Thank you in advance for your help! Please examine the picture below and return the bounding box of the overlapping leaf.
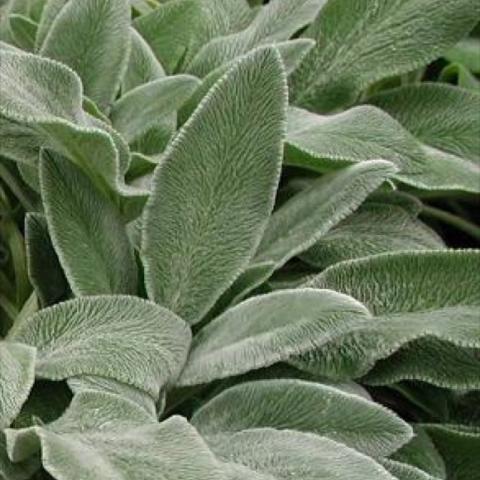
[40,0,131,111]
[294,251,480,387]
[291,0,480,112]
[207,428,396,480]
[8,295,191,398]
[192,379,412,457]
[5,392,225,480]
[186,0,326,77]
[366,83,480,192]
[300,202,444,269]
[179,288,370,386]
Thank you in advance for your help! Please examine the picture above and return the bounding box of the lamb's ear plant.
[0,0,479,479]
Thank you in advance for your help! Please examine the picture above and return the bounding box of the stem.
[422,205,480,242]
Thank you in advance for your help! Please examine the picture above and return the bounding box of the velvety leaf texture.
[142,47,287,325]
[8,296,191,397]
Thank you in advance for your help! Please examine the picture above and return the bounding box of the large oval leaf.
[8,296,191,398]
[178,288,370,386]
[192,379,412,457]
[207,428,396,480]
[40,0,130,111]
[142,47,287,325]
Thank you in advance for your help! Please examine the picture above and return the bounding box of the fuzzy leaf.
[40,0,131,111]
[40,154,137,296]
[34,0,68,51]
[0,342,36,429]
[142,47,287,324]
[301,203,445,269]
[382,459,441,480]
[254,160,397,268]
[8,14,37,51]
[295,251,480,386]
[0,50,141,200]
[134,0,202,74]
[5,392,224,480]
[0,432,38,480]
[178,288,371,386]
[445,38,480,73]
[111,75,200,144]
[291,0,480,112]
[186,0,326,77]
[192,379,412,457]
[207,428,396,480]
[8,296,191,398]
[366,83,480,192]
[122,27,166,93]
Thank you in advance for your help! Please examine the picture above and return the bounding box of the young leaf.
[25,212,68,306]
[254,160,397,268]
[207,428,396,480]
[134,0,203,74]
[34,0,68,51]
[5,392,225,480]
[142,47,287,325]
[445,38,480,73]
[291,0,480,112]
[111,75,200,145]
[8,296,191,397]
[122,27,166,93]
[40,154,138,296]
[186,0,326,77]
[300,203,445,269]
[40,0,131,111]
[1,432,38,480]
[8,14,37,51]
[178,288,371,386]
[192,379,412,457]
[0,342,36,429]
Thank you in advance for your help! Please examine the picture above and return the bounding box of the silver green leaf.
[40,0,131,111]
[291,0,480,112]
[5,391,225,480]
[178,288,371,386]
[134,0,202,74]
[40,154,138,296]
[207,428,396,480]
[254,160,397,268]
[8,295,191,398]
[34,0,68,51]
[122,27,166,93]
[142,47,287,325]
[382,459,442,480]
[192,379,412,457]
[366,83,480,192]
[111,74,200,145]
[186,0,326,77]
[0,342,36,430]
[300,202,445,269]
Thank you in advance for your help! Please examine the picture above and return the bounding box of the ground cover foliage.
[0,0,479,479]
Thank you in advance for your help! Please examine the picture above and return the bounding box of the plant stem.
[422,205,480,242]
